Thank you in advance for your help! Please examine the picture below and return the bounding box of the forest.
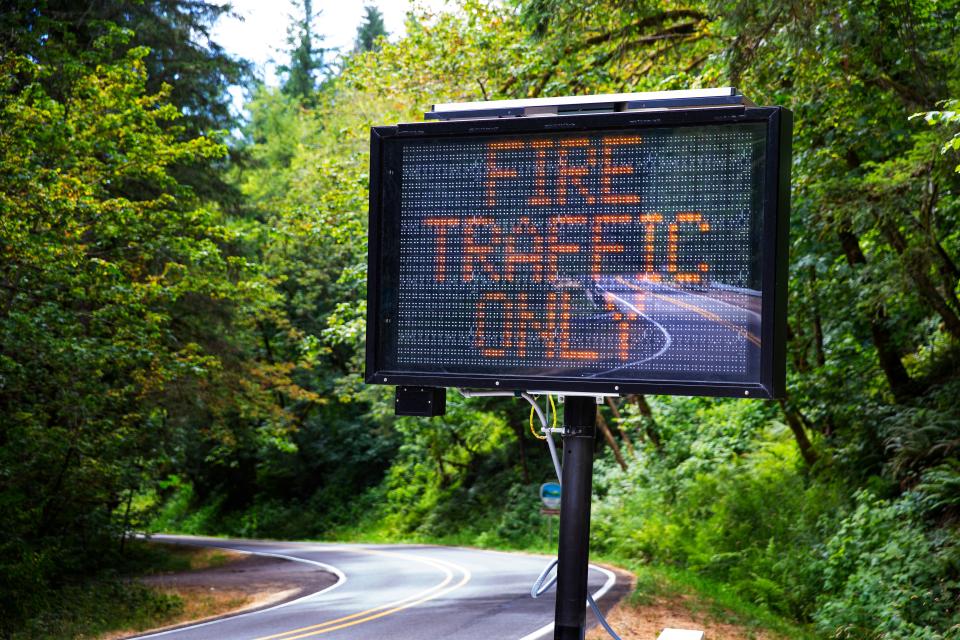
[1,0,959,638]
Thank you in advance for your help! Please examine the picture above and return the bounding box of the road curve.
[132,535,624,640]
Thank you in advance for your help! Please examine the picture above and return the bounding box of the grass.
[611,562,819,639]
[9,580,184,640]
[95,587,255,640]
[7,540,247,640]
[130,541,238,573]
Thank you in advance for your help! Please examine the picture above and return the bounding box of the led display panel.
[367,107,791,398]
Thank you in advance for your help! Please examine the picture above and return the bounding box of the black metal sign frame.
[365,106,791,398]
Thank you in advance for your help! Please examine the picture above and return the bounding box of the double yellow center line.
[253,548,472,640]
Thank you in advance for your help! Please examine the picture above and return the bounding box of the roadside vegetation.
[6,542,242,640]
[1,1,959,639]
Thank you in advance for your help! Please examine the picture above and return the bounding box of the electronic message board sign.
[366,104,791,398]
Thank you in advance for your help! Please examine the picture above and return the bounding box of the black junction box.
[395,386,446,417]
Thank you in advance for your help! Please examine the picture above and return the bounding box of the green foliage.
[0,0,252,204]
[814,491,960,638]
[591,400,960,637]
[592,413,836,618]
[0,12,287,633]
[8,580,183,640]
[3,1,960,639]
[916,100,960,173]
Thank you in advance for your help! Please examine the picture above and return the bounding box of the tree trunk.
[629,394,662,448]
[915,159,960,298]
[119,488,135,554]
[605,397,635,456]
[595,409,628,471]
[808,266,826,367]
[837,227,916,401]
[37,444,76,538]
[880,218,960,340]
[787,322,810,373]
[777,398,818,465]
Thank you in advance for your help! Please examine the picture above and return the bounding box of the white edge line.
[587,287,673,377]
[128,545,347,640]
[603,289,673,360]
[517,564,617,640]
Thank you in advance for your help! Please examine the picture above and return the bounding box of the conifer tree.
[279,0,327,102]
[354,4,388,53]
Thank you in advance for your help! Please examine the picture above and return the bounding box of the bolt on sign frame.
[365,90,792,399]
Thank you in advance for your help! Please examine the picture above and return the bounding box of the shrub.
[813,490,960,639]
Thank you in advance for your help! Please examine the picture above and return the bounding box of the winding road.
[133,535,625,640]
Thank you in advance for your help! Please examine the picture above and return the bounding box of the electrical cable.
[527,393,559,440]
[457,389,622,640]
[529,404,548,440]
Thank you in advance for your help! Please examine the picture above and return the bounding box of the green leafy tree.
[0,0,252,204]
[0,22,293,631]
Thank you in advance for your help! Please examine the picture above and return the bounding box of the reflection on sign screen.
[393,124,766,384]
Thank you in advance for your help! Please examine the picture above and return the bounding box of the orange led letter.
[486,141,523,206]
[463,217,502,282]
[518,292,559,358]
[509,292,534,357]
[505,217,545,282]
[591,214,631,276]
[667,212,710,284]
[637,213,663,282]
[600,136,642,205]
[556,138,596,205]
[547,215,586,280]
[423,217,460,282]
[604,300,639,361]
[527,139,554,206]
[559,291,598,360]
[475,292,509,357]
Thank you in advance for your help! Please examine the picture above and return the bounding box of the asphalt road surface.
[133,535,623,640]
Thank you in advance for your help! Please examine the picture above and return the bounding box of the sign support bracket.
[555,395,597,640]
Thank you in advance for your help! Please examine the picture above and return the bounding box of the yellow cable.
[529,399,548,440]
[548,394,557,427]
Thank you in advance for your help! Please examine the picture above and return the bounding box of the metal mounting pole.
[554,396,597,640]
